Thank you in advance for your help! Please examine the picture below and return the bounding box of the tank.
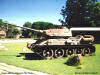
[24,26,95,59]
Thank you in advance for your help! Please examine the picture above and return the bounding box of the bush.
[65,55,82,66]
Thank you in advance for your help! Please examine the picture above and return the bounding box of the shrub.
[65,54,82,66]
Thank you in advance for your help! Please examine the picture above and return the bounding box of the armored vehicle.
[23,27,95,59]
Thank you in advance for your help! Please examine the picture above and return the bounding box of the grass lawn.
[0,43,100,75]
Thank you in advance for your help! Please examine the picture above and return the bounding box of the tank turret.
[16,25,72,37]
[45,27,72,37]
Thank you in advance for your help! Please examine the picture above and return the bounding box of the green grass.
[0,43,100,75]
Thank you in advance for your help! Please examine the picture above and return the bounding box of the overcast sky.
[0,0,99,26]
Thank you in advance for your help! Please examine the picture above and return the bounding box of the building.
[0,30,6,38]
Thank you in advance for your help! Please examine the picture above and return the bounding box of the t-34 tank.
[24,27,95,59]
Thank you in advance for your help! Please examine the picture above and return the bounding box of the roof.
[71,27,100,31]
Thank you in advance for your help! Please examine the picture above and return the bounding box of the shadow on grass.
[64,61,82,69]
[17,53,44,60]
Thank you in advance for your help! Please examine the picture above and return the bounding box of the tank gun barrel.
[15,25,44,33]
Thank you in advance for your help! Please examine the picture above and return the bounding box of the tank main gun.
[15,25,44,33]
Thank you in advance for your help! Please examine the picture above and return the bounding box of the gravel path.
[0,63,49,75]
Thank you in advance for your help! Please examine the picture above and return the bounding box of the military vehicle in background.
[18,26,95,59]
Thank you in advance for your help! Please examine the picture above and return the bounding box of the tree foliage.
[0,19,7,29]
[22,22,32,38]
[31,21,56,38]
[21,21,57,38]
[0,19,21,38]
[92,2,100,26]
[6,24,21,38]
[32,21,55,30]
[0,19,59,38]
[60,0,97,27]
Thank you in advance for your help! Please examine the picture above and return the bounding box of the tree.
[7,24,21,38]
[22,22,32,38]
[31,21,57,38]
[60,0,97,27]
[0,19,6,29]
[0,19,3,27]
[0,19,21,38]
[32,21,55,30]
[92,2,100,27]
[12,28,21,35]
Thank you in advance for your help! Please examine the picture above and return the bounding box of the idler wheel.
[55,49,64,58]
[43,49,53,59]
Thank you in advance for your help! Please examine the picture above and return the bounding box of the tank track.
[32,44,95,59]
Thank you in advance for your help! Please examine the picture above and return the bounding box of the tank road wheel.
[82,48,90,56]
[76,48,82,54]
[43,49,53,59]
[55,49,64,58]
[68,49,74,55]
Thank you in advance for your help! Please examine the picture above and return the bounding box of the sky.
[0,0,100,26]
[0,0,66,26]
